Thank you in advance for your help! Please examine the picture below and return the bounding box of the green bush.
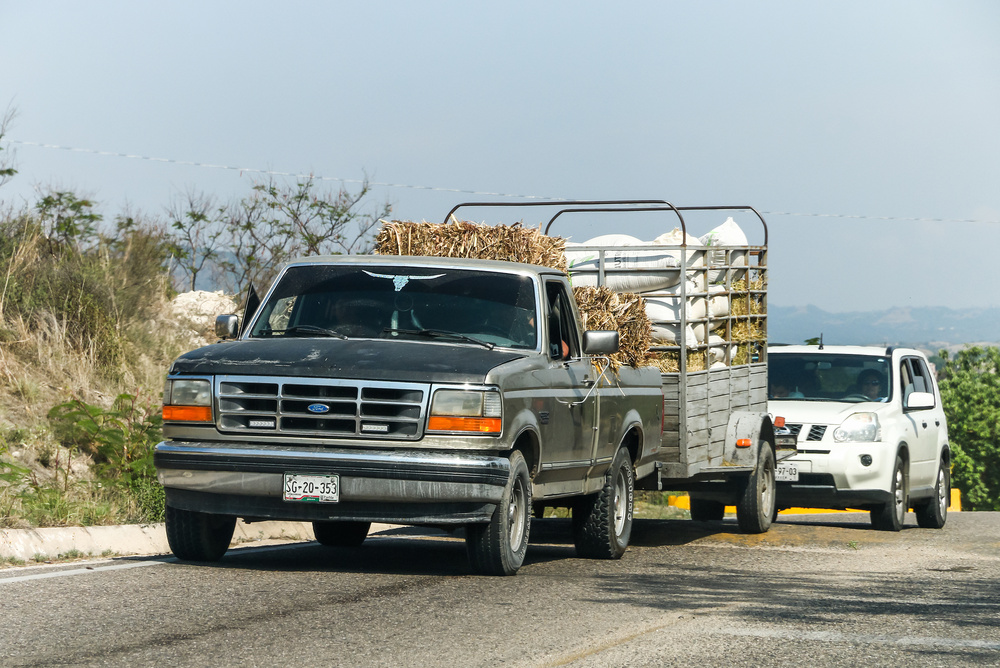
[46,393,166,523]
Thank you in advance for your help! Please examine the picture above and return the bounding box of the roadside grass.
[0,210,185,530]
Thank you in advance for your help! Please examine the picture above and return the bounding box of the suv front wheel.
[871,453,907,531]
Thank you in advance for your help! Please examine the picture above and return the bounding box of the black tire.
[165,504,237,562]
[871,453,907,531]
[735,442,776,534]
[915,458,948,529]
[466,450,531,576]
[312,520,371,547]
[689,497,725,522]
[572,447,635,559]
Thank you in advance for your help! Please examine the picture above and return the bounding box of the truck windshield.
[768,353,892,403]
[249,265,538,349]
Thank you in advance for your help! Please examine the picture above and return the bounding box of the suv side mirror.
[905,391,935,410]
[582,330,619,355]
[215,314,240,340]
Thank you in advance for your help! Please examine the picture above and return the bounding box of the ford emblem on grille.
[307,403,330,414]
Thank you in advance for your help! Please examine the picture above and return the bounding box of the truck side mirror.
[582,330,619,355]
[215,314,240,340]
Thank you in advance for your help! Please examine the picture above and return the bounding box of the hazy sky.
[2,1,998,312]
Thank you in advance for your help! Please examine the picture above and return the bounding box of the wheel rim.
[936,468,948,517]
[893,465,905,523]
[507,475,526,553]
[613,468,628,536]
[760,453,775,517]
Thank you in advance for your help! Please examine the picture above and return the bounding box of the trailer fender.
[723,412,775,469]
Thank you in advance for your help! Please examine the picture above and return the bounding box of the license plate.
[776,463,799,482]
[283,473,340,503]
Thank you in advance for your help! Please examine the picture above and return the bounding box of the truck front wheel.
[165,504,237,562]
[735,442,776,534]
[572,446,635,559]
[466,450,531,576]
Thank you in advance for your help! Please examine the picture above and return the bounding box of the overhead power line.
[8,139,1000,225]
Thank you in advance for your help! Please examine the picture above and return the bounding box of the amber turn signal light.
[163,405,213,422]
[427,416,501,433]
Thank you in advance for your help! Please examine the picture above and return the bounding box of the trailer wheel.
[735,442,776,534]
[466,450,531,576]
[165,504,236,562]
[572,446,635,559]
[312,521,371,547]
[689,497,725,522]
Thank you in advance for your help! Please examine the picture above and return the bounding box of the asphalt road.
[2,512,999,667]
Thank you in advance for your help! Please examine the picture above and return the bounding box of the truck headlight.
[163,378,213,423]
[427,389,502,434]
[833,412,880,443]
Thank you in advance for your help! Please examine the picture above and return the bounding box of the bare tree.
[217,176,391,298]
[166,189,225,292]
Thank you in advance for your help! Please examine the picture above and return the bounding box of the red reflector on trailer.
[736,438,753,448]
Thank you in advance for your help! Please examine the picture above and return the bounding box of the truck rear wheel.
[466,450,531,576]
[572,446,635,559]
[165,504,236,562]
[735,442,776,534]
[312,521,371,547]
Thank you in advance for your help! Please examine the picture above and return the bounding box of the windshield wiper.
[382,328,494,350]
[266,325,348,340]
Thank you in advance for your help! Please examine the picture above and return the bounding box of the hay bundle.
[375,219,568,271]
[572,286,651,371]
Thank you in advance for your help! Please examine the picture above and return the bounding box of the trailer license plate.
[283,473,339,503]
[776,463,799,482]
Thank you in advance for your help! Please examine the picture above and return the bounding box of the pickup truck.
[155,201,789,575]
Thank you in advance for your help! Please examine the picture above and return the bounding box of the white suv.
[768,345,950,531]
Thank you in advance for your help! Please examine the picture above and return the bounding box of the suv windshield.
[249,265,538,349]
[768,352,891,403]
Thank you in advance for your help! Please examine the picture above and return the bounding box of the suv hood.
[169,338,527,384]
[770,399,891,425]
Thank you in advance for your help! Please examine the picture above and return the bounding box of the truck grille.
[215,376,428,440]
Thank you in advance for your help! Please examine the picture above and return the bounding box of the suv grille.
[783,423,828,442]
[215,376,428,440]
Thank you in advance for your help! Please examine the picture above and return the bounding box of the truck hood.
[169,338,527,384]
[769,399,891,425]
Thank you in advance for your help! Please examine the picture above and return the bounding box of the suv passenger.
[768,345,950,531]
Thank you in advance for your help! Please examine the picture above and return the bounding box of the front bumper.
[775,440,895,510]
[155,441,510,525]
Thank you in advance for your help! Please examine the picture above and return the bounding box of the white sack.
[566,236,683,292]
[651,324,699,346]
[708,284,731,318]
[699,217,748,284]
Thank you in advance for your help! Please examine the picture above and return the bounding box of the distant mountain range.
[768,305,1000,350]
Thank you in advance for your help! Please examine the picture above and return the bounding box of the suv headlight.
[833,412,880,442]
[163,378,213,422]
[427,389,502,434]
